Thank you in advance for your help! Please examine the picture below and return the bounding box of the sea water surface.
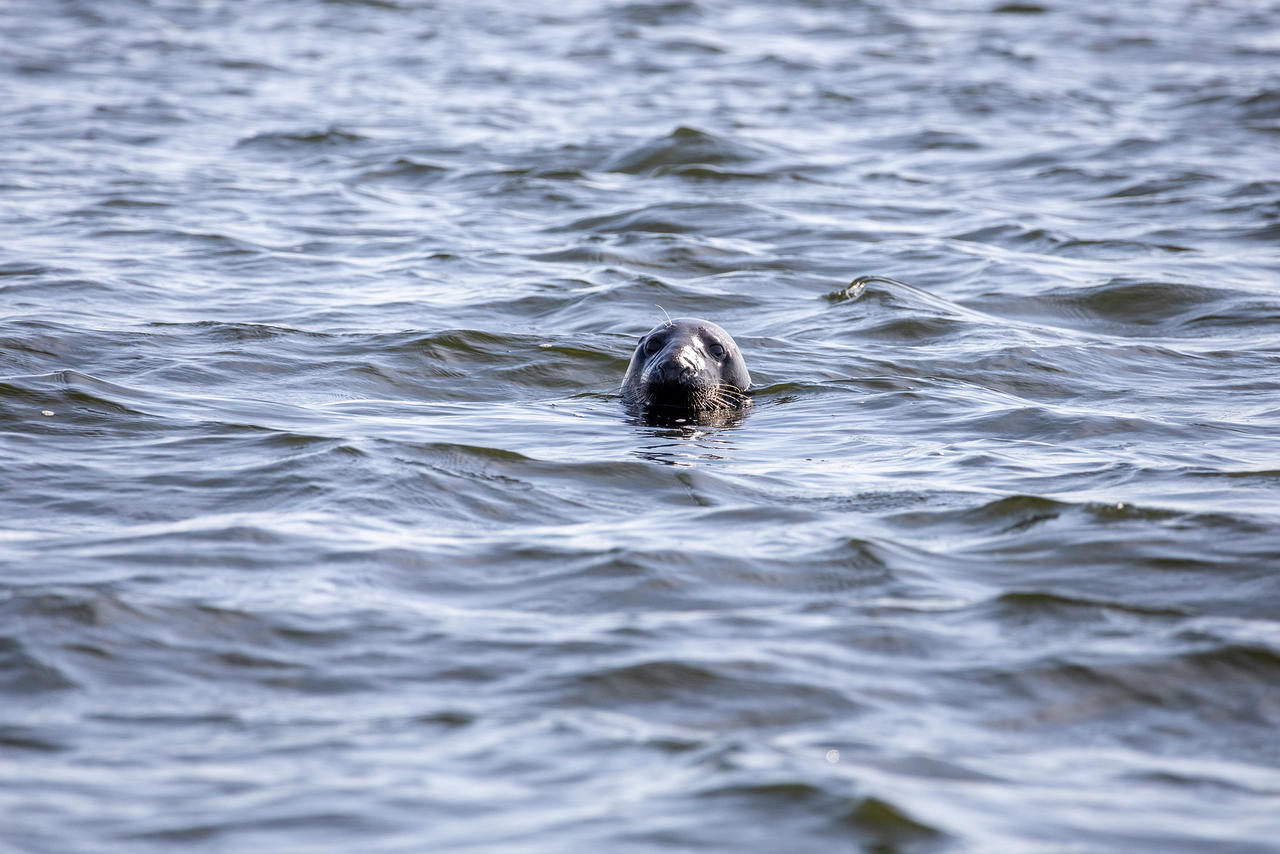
[2,0,1279,851]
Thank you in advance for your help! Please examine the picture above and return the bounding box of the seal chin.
[637,378,745,412]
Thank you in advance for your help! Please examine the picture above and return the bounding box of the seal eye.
[643,336,662,355]
[708,342,727,360]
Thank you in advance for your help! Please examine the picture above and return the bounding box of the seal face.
[621,318,751,413]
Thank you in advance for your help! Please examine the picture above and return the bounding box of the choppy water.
[3,0,1280,850]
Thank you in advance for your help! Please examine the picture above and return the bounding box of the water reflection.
[623,400,750,465]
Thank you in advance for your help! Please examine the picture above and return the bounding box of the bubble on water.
[826,749,839,763]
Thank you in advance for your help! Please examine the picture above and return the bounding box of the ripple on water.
[599,126,777,176]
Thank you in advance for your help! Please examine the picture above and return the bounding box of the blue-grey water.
[3,0,1279,851]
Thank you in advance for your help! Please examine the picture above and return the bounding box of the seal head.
[621,318,751,413]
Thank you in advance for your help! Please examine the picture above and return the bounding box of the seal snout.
[653,361,692,385]
[650,344,703,386]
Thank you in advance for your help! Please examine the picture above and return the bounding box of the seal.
[621,317,751,413]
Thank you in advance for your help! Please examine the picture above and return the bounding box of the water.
[3,0,1279,850]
